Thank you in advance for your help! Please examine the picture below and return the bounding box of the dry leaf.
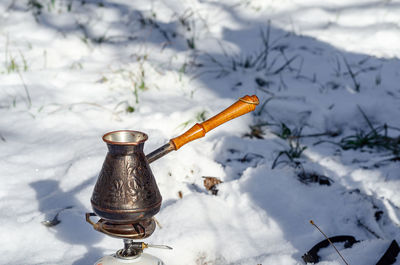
[202,176,223,195]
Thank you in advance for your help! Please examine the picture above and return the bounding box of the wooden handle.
[170,95,259,150]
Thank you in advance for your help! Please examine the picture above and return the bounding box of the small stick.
[310,220,350,265]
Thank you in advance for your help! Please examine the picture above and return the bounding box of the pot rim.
[102,130,148,146]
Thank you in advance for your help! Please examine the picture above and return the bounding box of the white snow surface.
[1,0,400,264]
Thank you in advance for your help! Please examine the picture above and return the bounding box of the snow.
[1,0,400,264]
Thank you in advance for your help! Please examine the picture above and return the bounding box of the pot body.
[91,131,162,224]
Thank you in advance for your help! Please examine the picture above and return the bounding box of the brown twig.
[310,220,350,265]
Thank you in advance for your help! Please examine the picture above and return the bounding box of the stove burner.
[86,213,156,239]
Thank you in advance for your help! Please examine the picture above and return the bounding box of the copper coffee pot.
[86,95,259,240]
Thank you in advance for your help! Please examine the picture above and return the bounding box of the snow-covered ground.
[1,0,400,264]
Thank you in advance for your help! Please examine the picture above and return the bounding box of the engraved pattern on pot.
[125,156,144,205]
[91,155,113,205]
[91,133,162,223]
